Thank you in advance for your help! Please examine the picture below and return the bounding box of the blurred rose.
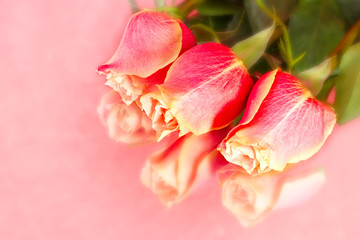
[140,91,187,141]
[141,128,229,207]
[218,162,326,227]
[159,42,253,136]
[218,69,336,174]
[98,90,156,144]
[98,10,196,104]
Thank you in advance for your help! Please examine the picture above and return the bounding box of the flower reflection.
[217,162,325,227]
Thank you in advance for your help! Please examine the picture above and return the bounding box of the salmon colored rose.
[141,128,229,207]
[159,42,253,136]
[98,90,156,144]
[218,69,336,174]
[140,91,187,141]
[98,10,196,105]
[218,162,325,227]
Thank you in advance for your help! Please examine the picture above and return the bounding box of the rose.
[217,162,326,227]
[158,42,253,136]
[140,128,229,207]
[218,69,336,175]
[98,90,156,144]
[98,10,196,105]
[140,90,187,141]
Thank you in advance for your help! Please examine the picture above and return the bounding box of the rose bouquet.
[97,0,360,226]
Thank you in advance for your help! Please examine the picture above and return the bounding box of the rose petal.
[218,162,326,227]
[98,10,184,78]
[98,90,156,144]
[141,128,229,207]
[159,42,253,135]
[219,69,336,173]
[218,164,280,227]
[139,91,182,141]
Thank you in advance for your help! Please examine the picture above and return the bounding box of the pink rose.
[218,162,326,227]
[158,42,253,136]
[98,10,196,105]
[141,128,229,207]
[218,69,336,174]
[140,91,186,141]
[98,90,156,144]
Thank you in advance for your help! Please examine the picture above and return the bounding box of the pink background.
[1,0,360,239]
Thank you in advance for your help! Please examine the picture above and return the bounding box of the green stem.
[330,18,360,57]
[255,0,301,72]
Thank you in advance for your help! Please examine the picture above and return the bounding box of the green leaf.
[233,110,245,126]
[297,56,338,95]
[232,22,275,69]
[217,11,245,41]
[288,0,345,72]
[178,0,205,17]
[244,0,298,32]
[197,0,243,16]
[334,42,360,124]
[190,23,220,43]
[317,76,336,101]
[337,0,360,26]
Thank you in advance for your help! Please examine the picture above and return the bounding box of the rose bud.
[141,128,229,207]
[140,91,188,141]
[158,42,253,136]
[218,69,336,175]
[217,162,325,227]
[98,90,156,144]
[98,10,196,105]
